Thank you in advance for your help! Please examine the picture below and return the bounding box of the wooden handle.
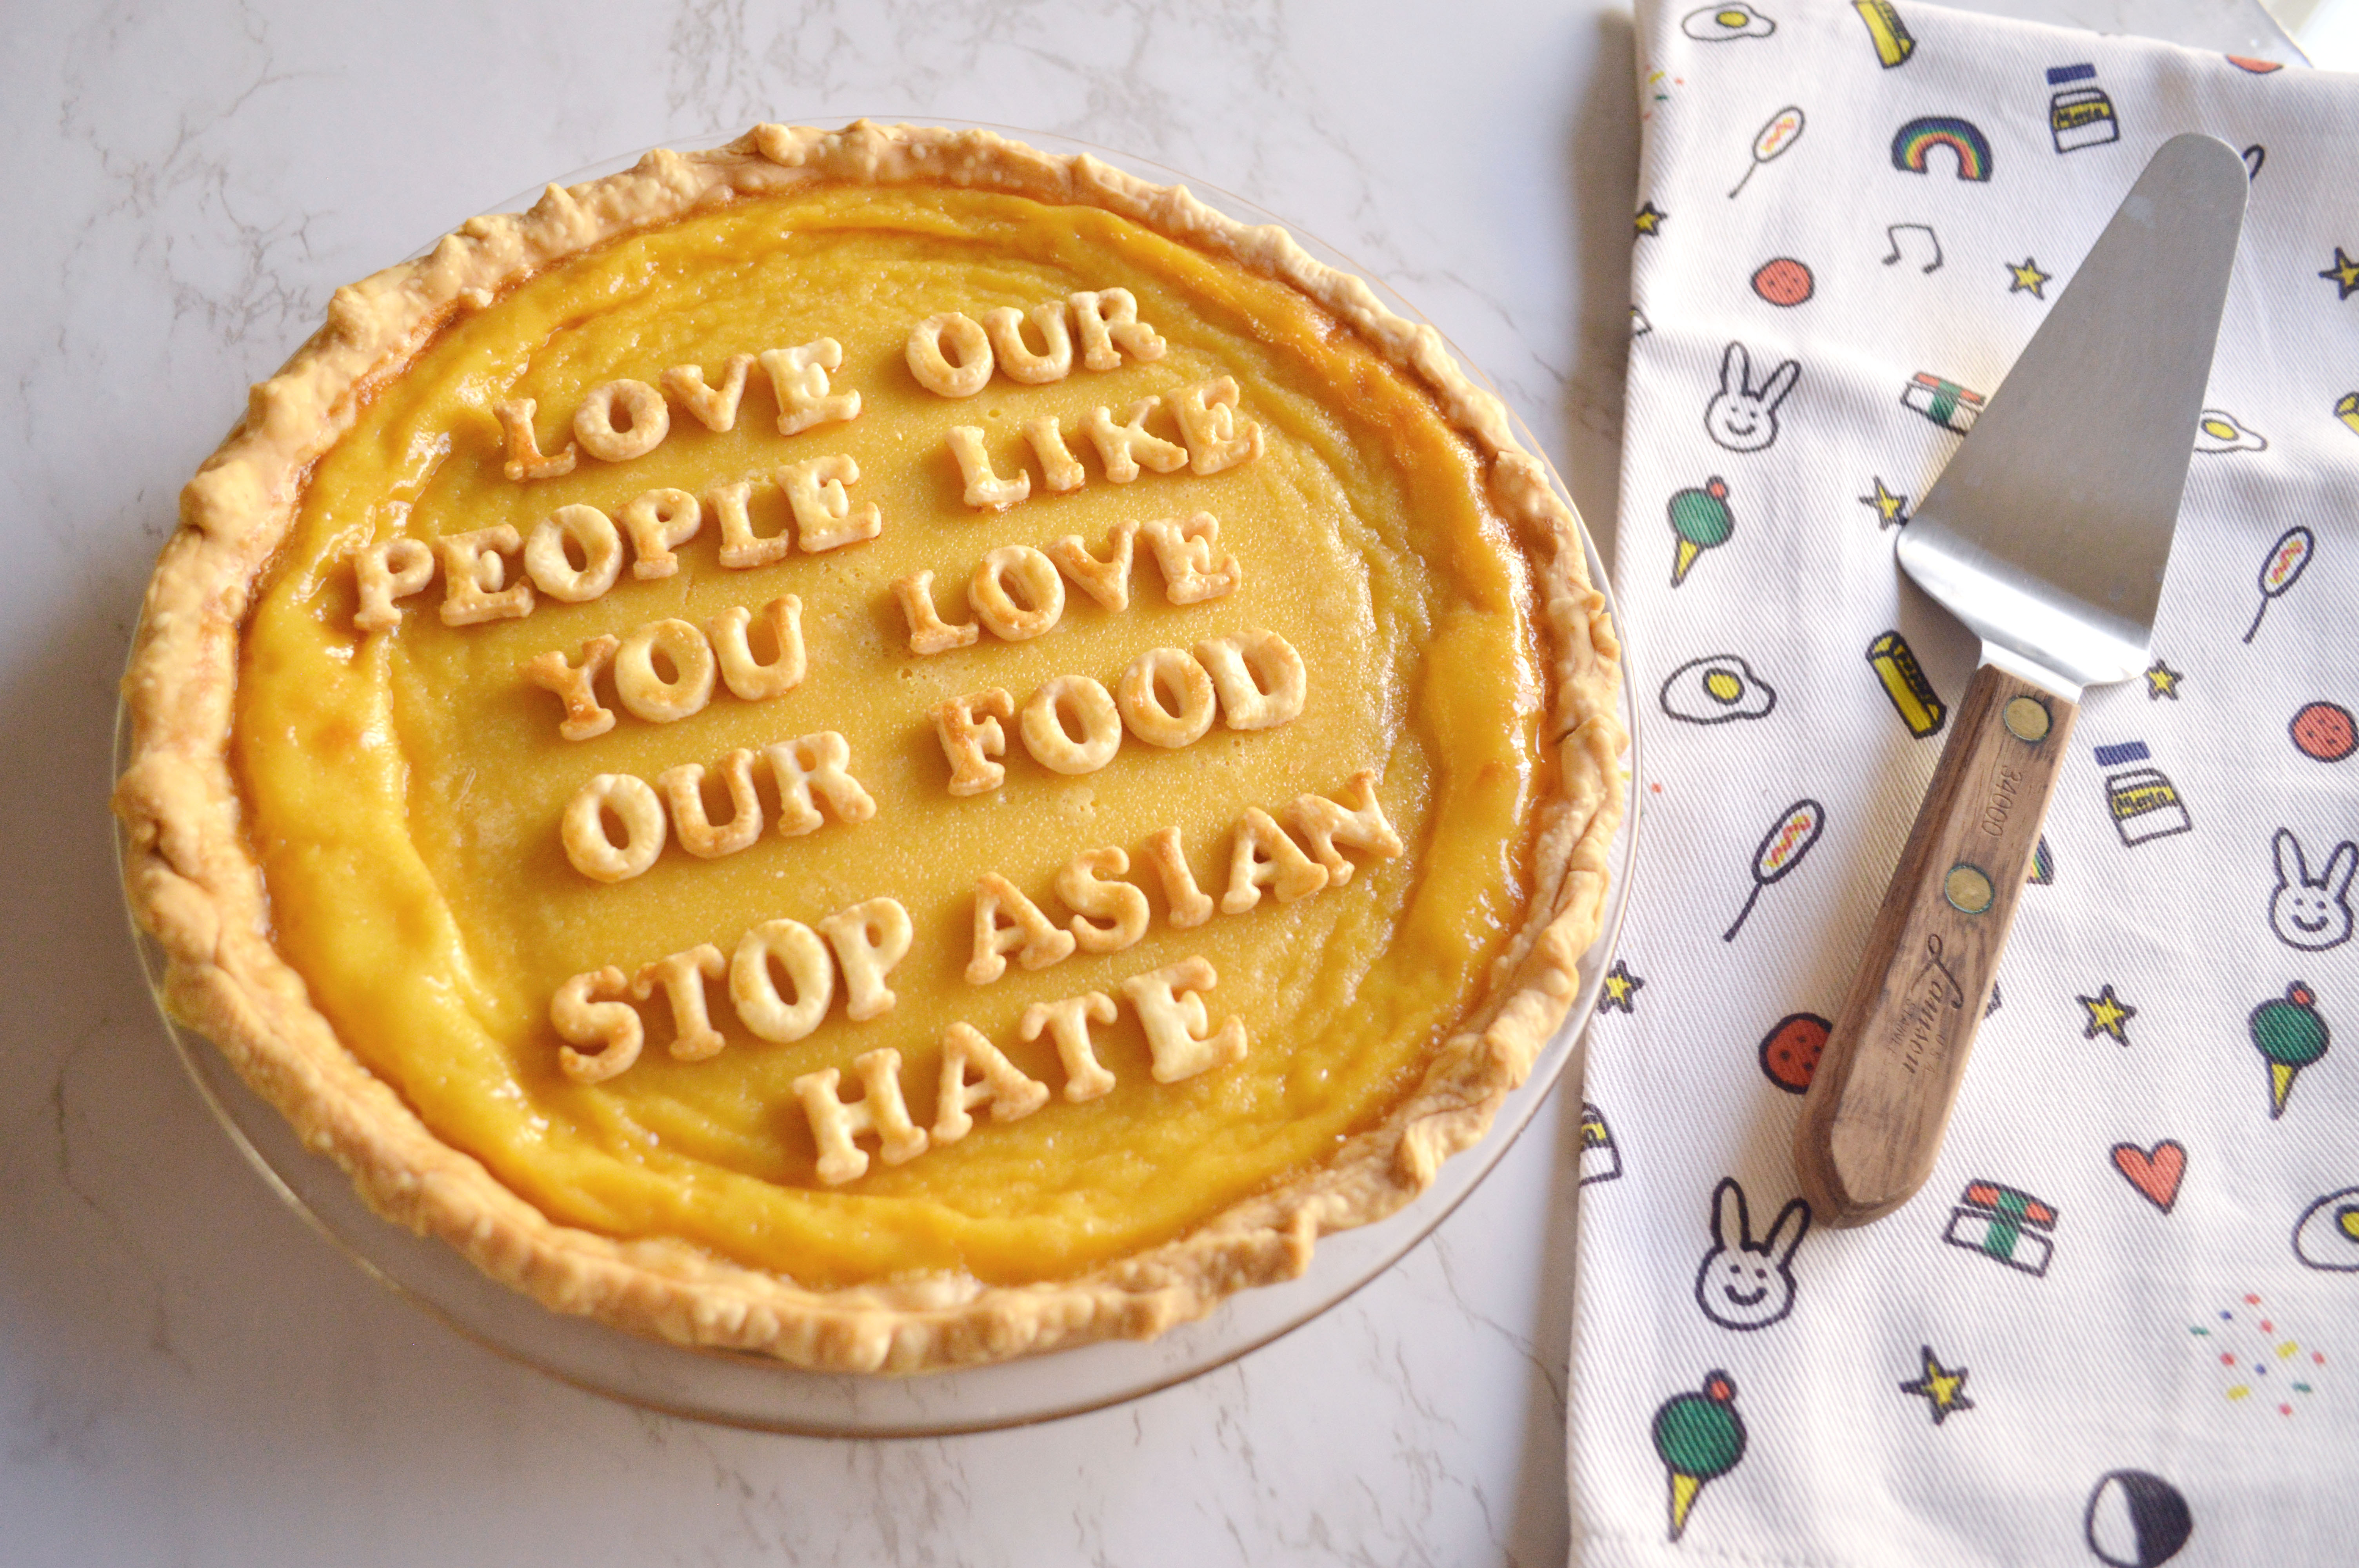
[1795,663,2076,1226]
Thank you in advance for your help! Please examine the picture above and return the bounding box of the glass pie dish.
[114,122,1642,1436]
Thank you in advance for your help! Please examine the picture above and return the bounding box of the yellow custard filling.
[234,183,1547,1290]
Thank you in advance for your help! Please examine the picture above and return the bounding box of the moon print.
[2084,1470,2193,1568]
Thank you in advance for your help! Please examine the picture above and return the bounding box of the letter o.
[562,774,667,882]
[1117,646,1216,748]
[614,618,717,723]
[731,918,836,1042]
[523,504,626,602]
[970,545,1065,642]
[905,313,993,397]
[1021,675,1122,775]
[572,379,671,462]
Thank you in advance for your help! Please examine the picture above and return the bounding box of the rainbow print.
[1890,116,1994,181]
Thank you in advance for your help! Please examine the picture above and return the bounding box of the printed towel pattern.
[1568,3,2358,1563]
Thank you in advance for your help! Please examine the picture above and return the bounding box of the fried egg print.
[1683,3,1777,39]
[1661,654,1778,724]
[2293,1186,2359,1272]
[2194,408,2266,453]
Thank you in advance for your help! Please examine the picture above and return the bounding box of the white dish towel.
[1568,2,2359,1562]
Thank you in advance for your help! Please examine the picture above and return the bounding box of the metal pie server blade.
[1796,134,2248,1227]
[1899,132,2249,697]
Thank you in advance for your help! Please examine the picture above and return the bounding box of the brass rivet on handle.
[1943,862,1996,915]
[2002,695,2052,743]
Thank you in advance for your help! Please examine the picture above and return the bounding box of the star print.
[2078,983,2137,1045]
[1634,201,1668,237]
[2321,245,2359,301]
[1859,477,1910,530]
[2145,659,2183,700]
[1598,959,1645,1014]
[2007,258,2052,299]
[1898,1345,1975,1425]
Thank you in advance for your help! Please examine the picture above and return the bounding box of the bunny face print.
[1704,341,1800,452]
[2269,828,2356,952]
[1694,1177,1811,1330]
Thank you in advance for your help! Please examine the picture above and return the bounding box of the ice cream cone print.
[1670,1471,1704,1539]
[1651,1370,1747,1543]
[2249,982,2329,1122]
[1667,477,1734,586]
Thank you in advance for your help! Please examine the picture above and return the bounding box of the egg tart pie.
[114,123,1625,1373]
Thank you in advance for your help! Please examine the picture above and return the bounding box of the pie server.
[1794,133,2249,1227]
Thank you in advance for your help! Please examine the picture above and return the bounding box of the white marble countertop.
[0,2,2296,1564]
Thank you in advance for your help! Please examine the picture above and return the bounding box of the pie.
[113,122,1626,1374]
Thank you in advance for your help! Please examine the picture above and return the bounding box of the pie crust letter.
[1283,769,1403,886]
[562,773,669,882]
[795,1049,927,1185]
[970,546,1065,641]
[1068,287,1167,370]
[930,1023,1051,1144]
[1195,629,1306,730]
[732,918,836,1044]
[1171,376,1263,475]
[763,731,876,836]
[522,635,620,741]
[1141,512,1242,605]
[495,397,577,481]
[981,303,1074,384]
[617,488,704,580]
[552,967,643,1084]
[631,944,728,1062]
[573,379,671,463]
[947,427,1032,511]
[1082,398,1188,483]
[1045,520,1136,610]
[1023,416,1087,494]
[933,688,1014,796]
[1057,846,1150,953]
[708,479,791,570]
[1117,646,1217,749]
[706,595,806,701]
[906,312,993,397]
[1121,957,1248,1084]
[1144,826,1215,929]
[760,338,860,436]
[1221,806,1331,914]
[437,526,535,626]
[968,873,1078,984]
[662,354,758,434]
[614,618,718,724]
[658,750,765,858]
[353,537,435,632]
[1021,675,1122,775]
[1019,992,1119,1102]
[818,897,914,1023]
[780,456,881,553]
[893,571,980,655]
[524,504,628,603]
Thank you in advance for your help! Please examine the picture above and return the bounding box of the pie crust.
[113,122,1626,1374]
